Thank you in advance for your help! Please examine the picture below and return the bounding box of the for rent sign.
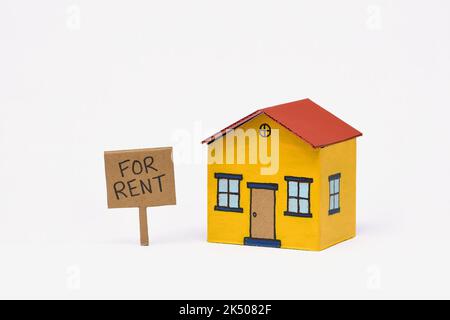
[105,147,176,209]
[104,147,176,246]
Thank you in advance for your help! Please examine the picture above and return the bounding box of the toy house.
[202,99,362,251]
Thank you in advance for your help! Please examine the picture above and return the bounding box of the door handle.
[252,212,257,218]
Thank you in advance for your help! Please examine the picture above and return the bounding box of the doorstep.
[244,237,282,248]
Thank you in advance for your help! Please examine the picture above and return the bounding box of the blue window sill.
[215,206,243,213]
[284,211,313,218]
[329,208,341,215]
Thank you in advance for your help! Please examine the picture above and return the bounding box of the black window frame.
[284,176,313,218]
[329,173,341,215]
[214,173,243,213]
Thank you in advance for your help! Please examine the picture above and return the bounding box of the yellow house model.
[202,99,362,251]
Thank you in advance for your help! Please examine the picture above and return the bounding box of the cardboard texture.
[139,207,149,246]
[105,147,176,209]
[104,147,176,246]
[250,188,276,239]
[203,99,362,251]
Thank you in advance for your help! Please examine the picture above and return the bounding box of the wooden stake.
[139,207,149,246]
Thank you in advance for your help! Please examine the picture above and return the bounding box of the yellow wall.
[207,114,322,250]
[206,113,358,251]
[318,139,357,250]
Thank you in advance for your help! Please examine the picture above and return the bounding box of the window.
[329,174,341,214]
[284,176,313,218]
[259,123,272,137]
[214,173,243,213]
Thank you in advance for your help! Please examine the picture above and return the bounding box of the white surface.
[1,0,450,299]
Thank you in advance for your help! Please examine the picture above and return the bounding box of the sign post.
[139,207,149,246]
[104,147,176,246]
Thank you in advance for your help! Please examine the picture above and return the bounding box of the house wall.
[318,139,357,250]
[207,114,323,250]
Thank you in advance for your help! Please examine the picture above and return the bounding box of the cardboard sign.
[104,147,176,246]
[105,147,176,209]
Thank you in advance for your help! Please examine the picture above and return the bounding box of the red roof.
[202,99,362,148]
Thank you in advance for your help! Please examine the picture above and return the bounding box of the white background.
[1,0,449,299]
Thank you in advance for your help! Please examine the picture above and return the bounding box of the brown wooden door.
[250,188,276,240]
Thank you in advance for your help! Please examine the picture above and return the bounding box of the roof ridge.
[202,99,362,147]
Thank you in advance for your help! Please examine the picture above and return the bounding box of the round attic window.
[259,124,271,138]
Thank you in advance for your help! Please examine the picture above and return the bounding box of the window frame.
[214,173,244,213]
[328,173,341,215]
[284,176,313,218]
